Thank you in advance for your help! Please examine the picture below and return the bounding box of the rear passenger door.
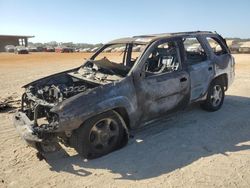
[183,37,214,101]
[205,36,231,69]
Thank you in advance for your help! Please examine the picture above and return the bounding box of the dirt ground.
[0,52,250,188]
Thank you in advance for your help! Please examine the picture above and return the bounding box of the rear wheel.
[200,80,225,111]
[71,111,125,159]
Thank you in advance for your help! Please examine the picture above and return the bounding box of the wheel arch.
[212,73,228,91]
[70,108,130,153]
[113,107,131,130]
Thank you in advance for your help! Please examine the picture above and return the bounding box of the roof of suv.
[108,31,216,44]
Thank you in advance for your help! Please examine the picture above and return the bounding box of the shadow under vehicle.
[13,31,235,159]
[45,95,250,180]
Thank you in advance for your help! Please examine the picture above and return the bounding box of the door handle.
[180,77,187,82]
[208,67,213,71]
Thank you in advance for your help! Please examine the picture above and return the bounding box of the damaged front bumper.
[13,111,62,157]
[13,111,42,148]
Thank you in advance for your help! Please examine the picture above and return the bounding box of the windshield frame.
[90,42,146,68]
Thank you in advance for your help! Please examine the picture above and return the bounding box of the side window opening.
[206,37,228,56]
[145,41,181,75]
[183,37,207,64]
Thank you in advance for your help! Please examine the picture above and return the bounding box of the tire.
[71,110,125,159]
[200,80,225,112]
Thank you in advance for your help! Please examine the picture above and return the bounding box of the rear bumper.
[228,64,235,88]
[228,55,236,87]
[13,111,42,148]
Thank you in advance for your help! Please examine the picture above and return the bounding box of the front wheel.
[71,111,126,159]
[200,81,225,112]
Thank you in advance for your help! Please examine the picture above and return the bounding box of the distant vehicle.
[80,48,91,52]
[238,42,250,53]
[111,47,119,52]
[55,46,74,53]
[5,45,15,52]
[14,46,29,54]
[90,47,99,52]
[27,46,38,52]
[45,46,55,52]
[103,47,112,52]
[239,47,250,53]
[116,46,126,52]
[185,43,202,52]
[132,45,142,52]
[74,48,80,52]
[110,46,125,52]
[229,43,240,53]
[36,47,46,52]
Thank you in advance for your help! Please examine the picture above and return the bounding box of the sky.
[1,0,250,43]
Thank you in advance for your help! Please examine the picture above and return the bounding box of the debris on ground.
[0,94,20,112]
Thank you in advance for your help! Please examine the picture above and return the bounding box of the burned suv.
[14,31,235,159]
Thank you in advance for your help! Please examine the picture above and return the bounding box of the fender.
[52,76,138,131]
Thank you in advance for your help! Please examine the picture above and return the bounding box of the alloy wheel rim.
[211,85,222,107]
[89,118,119,151]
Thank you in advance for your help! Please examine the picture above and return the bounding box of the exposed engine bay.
[28,79,93,104]
[22,76,94,128]
[16,57,131,154]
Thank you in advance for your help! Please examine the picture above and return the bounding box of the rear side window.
[183,37,207,64]
[206,37,228,56]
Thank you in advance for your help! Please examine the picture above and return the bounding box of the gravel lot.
[0,52,250,188]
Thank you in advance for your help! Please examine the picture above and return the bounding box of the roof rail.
[133,31,214,38]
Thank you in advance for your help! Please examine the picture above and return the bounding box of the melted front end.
[13,59,125,155]
[13,72,99,154]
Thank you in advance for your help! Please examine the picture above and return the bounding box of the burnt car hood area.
[14,56,133,156]
[19,59,127,128]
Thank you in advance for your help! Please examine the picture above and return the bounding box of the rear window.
[206,37,228,56]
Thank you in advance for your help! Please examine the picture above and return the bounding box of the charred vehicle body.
[14,31,235,159]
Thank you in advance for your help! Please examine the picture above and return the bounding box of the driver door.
[134,38,190,122]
